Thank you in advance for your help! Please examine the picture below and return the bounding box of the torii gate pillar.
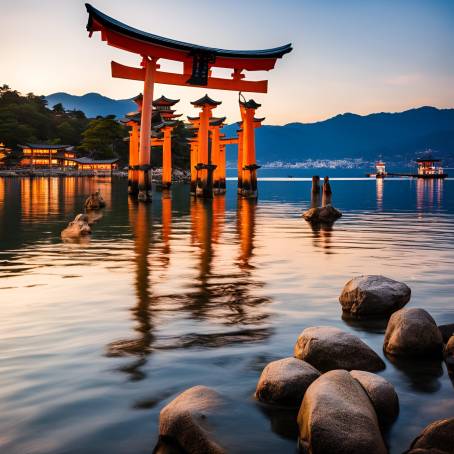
[138,58,156,203]
[128,123,140,195]
[162,126,173,189]
[239,99,261,198]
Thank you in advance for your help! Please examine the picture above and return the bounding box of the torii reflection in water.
[105,196,172,381]
[106,194,271,380]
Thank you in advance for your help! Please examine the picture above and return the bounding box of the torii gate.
[85,3,292,202]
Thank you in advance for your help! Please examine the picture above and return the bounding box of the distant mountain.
[45,92,136,118]
[45,92,454,165]
[223,106,454,165]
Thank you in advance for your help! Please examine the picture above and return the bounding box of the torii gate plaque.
[85,3,292,201]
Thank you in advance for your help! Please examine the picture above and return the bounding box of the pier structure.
[85,3,291,202]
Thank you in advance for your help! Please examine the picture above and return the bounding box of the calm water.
[0,175,453,454]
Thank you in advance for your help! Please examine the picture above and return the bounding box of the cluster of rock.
[61,191,105,240]
[152,275,453,453]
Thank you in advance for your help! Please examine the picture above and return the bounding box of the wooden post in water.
[322,176,332,207]
[237,128,244,194]
[311,175,321,208]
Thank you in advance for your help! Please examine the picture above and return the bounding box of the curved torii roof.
[85,3,292,71]
[191,94,222,107]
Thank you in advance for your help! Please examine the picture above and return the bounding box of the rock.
[350,370,399,426]
[297,370,386,454]
[406,417,454,454]
[384,308,443,357]
[438,323,454,343]
[61,214,91,239]
[86,209,103,225]
[84,190,106,210]
[339,275,411,317]
[443,335,454,370]
[302,205,342,224]
[255,357,320,407]
[159,385,225,454]
[294,326,385,372]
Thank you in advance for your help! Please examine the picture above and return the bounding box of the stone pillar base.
[240,189,258,199]
[138,189,152,202]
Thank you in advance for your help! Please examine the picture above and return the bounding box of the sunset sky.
[1,0,454,124]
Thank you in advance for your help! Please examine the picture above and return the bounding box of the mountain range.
[45,92,454,165]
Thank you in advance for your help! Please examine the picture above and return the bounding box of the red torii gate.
[85,3,292,201]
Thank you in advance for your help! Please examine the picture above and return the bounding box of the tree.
[0,86,88,149]
[79,116,127,159]
[52,103,65,114]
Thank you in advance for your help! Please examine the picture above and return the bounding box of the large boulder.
[84,190,106,210]
[406,417,454,454]
[61,214,91,239]
[350,370,399,426]
[255,357,320,407]
[297,370,387,454]
[158,386,225,454]
[302,205,342,224]
[443,335,454,371]
[383,308,443,357]
[339,275,411,317]
[294,326,385,372]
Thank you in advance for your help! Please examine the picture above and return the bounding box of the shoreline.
[0,168,191,182]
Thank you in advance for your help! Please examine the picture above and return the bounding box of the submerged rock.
[339,275,411,317]
[158,385,225,454]
[350,370,399,426]
[302,205,342,224]
[84,190,106,210]
[384,308,443,357]
[61,214,91,239]
[406,417,454,454]
[255,357,320,407]
[294,326,385,372]
[297,370,387,454]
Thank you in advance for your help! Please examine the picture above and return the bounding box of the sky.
[1,0,454,124]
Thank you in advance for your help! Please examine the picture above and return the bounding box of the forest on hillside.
[0,85,190,168]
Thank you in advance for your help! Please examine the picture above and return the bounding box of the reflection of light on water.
[376,178,383,211]
[416,179,444,214]
[17,177,113,221]
[0,178,4,215]
[437,179,443,207]
[238,197,256,268]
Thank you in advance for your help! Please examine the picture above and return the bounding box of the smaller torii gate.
[187,96,238,198]
[85,3,292,202]
[122,94,181,193]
